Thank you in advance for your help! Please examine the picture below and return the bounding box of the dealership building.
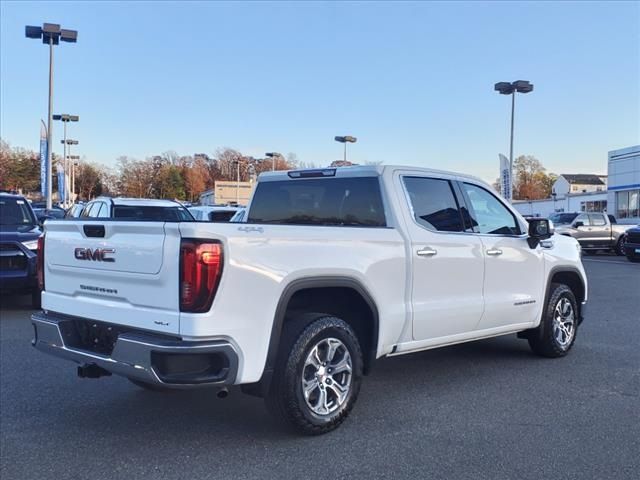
[607,145,640,223]
[513,145,639,224]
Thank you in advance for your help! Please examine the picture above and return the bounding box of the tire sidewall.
[543,284,578,355]
[284,318,363,430]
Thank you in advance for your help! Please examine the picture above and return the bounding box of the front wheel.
[626,255,640,263]
[528,283,578,358]
[266,315,363,435]
[615,237,626,256]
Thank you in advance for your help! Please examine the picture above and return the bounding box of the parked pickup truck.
[32,166,588,434]
[549,212,632,255]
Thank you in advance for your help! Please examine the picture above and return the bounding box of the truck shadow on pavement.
[45,335,541,441]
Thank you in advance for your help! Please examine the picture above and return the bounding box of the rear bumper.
[31,311,238,388]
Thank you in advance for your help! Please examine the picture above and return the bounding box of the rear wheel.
[528,283,578,358]
[266,315,363,435]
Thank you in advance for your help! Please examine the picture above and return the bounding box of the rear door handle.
[417,247,437,257]
[486,248,503,256]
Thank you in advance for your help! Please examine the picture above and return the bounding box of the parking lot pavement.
[1,260,639,480]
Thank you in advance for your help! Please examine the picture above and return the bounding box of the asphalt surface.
[1,255,639,480]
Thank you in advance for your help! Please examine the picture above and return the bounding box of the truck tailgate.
[42,221,181,335]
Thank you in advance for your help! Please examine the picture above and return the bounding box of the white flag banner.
[499,154,512,201]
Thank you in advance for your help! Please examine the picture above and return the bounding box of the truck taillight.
[180,240,223,313]
[37,235,45,291]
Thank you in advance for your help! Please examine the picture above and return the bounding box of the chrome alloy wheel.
[553,297,575,349]
[301,337,353,416]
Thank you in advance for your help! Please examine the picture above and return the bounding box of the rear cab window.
[113,206,194,222]
[248,176,386,227]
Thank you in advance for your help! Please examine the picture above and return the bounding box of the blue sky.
[1,1,638,182]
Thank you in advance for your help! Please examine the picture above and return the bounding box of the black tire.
[582,249,595,256]
[31,290,41,309]
[626,255,640,263]
[265,315,363,435]
[128,378,175,392]
[615,237,626,256]
[528,283,578,358]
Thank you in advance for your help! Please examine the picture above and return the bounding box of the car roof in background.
[0,192,28,200]
[96,197,186,208]
[189,205,240,212]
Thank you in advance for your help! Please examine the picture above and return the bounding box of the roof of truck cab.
[258,165,487,186]
[98,197,186,207]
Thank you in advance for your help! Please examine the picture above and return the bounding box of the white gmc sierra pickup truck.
[32,165,588,434]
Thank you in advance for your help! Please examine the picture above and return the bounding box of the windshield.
[0,197,36,228]
[549,213,578,225]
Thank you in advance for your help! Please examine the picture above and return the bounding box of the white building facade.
[513,145,639,220]
[607,145,640,225]
[513,191,608,218]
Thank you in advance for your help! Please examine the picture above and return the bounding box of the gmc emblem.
[74,248,116,263]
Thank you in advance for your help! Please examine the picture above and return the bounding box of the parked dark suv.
[623,226,640,263]
[0,193,42,307]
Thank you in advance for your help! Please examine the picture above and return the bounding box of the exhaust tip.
[216,387,229,399]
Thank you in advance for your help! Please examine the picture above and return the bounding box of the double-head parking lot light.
[265,152,282,172]
[25,23,78,209]
[494,80,533,202]
[54,114,79,207]
[334,136,357,163]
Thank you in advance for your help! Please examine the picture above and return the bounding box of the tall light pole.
[54,114,79,204]
[265,152,281,172]
[60,137,78,205]
[233,160,241,205]
[26,23,78,210]
[67,155,80,202]
[494,80,533,202]
[334,136,357,163]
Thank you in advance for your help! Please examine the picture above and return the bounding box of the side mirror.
[527,218,552,248]
[573,221,584,228]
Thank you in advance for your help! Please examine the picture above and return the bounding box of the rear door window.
[589,214,606,226]
[575,214,590,226]
[402,177,465,232]
[248,177,386,227]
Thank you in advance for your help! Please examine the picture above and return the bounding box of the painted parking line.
[582,258,638,266]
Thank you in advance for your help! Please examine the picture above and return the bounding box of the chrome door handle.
[486,249,503,256]
[417,247,438,257]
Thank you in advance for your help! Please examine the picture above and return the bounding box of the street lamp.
[66,155,80,202]
[60,137,79,206]
[265,152,281,172]
[55,114,79,206]
[334,136,357,163]
[494,80,533,202]
[26,23,78,209]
